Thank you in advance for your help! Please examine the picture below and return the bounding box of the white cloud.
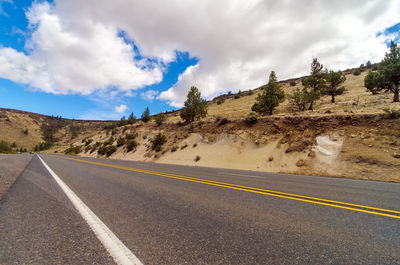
[140,89,158,101]
[114,104,127,113]
[0,0,399,107]
[0,1,162,96]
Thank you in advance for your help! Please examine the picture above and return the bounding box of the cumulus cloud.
[0,0,399,107]
[114,104,127,113]
[140,89,158,101]
[0,1,162,95]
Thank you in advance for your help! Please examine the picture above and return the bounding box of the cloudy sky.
[0,0,399,120]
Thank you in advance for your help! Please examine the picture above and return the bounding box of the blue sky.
[0,0,198,119]
[0,0,398,120]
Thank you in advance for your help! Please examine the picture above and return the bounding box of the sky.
[0,0,399,120]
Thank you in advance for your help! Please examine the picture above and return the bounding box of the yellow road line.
[49,155,400,220]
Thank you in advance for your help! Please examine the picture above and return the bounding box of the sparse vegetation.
[180,86,208,123]
[234,94,240,99]
[252,71,285,115]
[23,128,29,135]
[353,68,362,76]
[171,146,178,152]
[154,113,167,126]
[65,145,82,155]
[98,145,117,157]
[0,140,12,153]
[245,112,258,125]
[151,133,167,152]
[194,156,201,162]
[117,137,125,147]
[290,80,296,86]
[34,141,52,152]
[181,143,188,150]
[217,98,225,105]
[126,140,138,152]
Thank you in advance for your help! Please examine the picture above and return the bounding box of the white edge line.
[37,155,143,265]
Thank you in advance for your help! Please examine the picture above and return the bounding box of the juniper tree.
[302,58,327,110]
[365,41,400,102]
[323,70,346,103]
[252,71,285,115]
[180,86,208,122]
[141,107,151,123]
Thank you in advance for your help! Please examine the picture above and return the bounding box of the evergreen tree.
[128,112,136,124]
[141,107,151,123]
[252,71,285,115]
[180,86,208,122]
[302,58,327,110]
[323,70,346,103]
[365,41,400,102]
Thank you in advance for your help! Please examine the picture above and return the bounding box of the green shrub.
[245,112,258,125]
[154,113,167,126]
[234,94,240,99]
[181,143,188,150]
[216,98,225,105]
[84,138,93,146]
[126,140,138,152]
[194,155,201,162]
[65,145,82,155]
[104,136,114,146]
[171,146,178,152]
[290,80,296,86]
[353,68,362,76]
[248,90,254,95]
[111,128,118,135]
[0,140,12,153]
[11,142,17,148]
[151,133,167,152]
[117,137,125,147]
[34,141,52,152]
[125,132,137,140]
[98,145,117,157]
[84,145,91,153]
[90,142,101,153]
[23,128,29,135]
[193,143,197,148]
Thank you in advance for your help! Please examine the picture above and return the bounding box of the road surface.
[1,153,399,264]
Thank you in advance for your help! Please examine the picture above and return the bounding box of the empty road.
[1,153,399,264]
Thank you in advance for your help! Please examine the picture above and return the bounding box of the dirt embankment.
[70,113,400,183]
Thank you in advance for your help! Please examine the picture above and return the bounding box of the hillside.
[1,69,399,182]
[0,108,110,152]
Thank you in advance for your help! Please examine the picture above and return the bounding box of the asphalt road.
[1,153,399,264]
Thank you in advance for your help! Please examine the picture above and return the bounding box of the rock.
[268,156,274,162]
[296,159,305,167]
[393,153,400,159]
[325,110,332,114]
[308,151,316,158]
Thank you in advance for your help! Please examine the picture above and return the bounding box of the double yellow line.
[50,155,400,220]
